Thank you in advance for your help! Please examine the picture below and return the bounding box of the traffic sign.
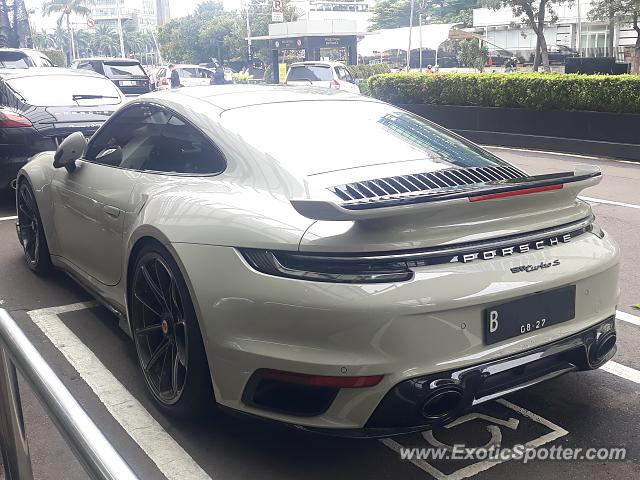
[87,17,95,29]
[271,11,283,22]
[272,0,282,11]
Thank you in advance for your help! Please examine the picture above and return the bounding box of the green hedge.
[347,63,391,80]
[365,73,640,114]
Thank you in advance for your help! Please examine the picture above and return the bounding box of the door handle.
[103,205,121,218]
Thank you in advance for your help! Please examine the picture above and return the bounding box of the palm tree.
[74,28,93,57]
[41,0,93,63]
[92,24,118,56]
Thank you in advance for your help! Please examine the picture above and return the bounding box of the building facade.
[156,0,170,26]
[289,0,373,33]
[473,1,639,61]
[91,0,157,31]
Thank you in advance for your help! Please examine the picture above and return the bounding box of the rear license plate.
[120,80,136,86]
[484,285,576,345]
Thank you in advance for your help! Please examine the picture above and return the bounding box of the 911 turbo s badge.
[511,259,561,273]
[450,233,572,264]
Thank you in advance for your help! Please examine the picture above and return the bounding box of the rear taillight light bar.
[0,109,32,128]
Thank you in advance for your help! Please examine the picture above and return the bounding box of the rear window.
[7,74,122,106]
[287,65,333,82]
[177,68,199,78]
[103,62,146,77]
[222,101,508,176]
[0,51,33,68]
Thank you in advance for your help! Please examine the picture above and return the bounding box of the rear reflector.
[255,369,383,388]
[469,184,563,202]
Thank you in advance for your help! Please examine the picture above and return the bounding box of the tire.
[16,180,53,275]
[129,243,214,418]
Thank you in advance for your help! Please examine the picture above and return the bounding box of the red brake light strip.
[469,184,563,202]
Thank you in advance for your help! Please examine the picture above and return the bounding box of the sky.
[25,0,244,32]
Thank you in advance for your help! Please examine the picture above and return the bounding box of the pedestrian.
[168,64,180,89]
[426,64,433,74]
[211,65,224,85]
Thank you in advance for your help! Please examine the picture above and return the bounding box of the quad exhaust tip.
[420,387,465,421]
[593,332,617,362]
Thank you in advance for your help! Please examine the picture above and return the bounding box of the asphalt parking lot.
[0,147,639,480]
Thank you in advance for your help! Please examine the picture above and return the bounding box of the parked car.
[285,61,360,93]
[16,86,619,435]
[71,58,150,95]
[0,67,124,189]
[155,65,214,89]
[0,48,56,68]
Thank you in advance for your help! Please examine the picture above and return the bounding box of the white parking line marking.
[0,215,17,222]
[617,310,640,327]
[601,361,640,384]
[380,398,568,480]
[27,302,212,480]
[580,196,640,210]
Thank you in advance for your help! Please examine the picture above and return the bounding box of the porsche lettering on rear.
[459,233,572,263]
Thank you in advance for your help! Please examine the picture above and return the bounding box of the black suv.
[71,58,150,95]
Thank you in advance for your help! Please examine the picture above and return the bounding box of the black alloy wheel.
[17,181,52,274]
[130,245,213,417]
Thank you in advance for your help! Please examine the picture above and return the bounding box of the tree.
[590,0,640,71]
[484,0,568,72]
[156,0,302,64]
[1,0,32,47]
[369,0,477,31]
[92,24,118,56]
[41,0,93,63]
[457,37,489,69]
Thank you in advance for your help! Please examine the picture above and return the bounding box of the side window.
[40,56,55,67]
[141,115,225,174]
[335,66,354,83]
[86,105,170,168]
[78,62,96,72]
[85,104,225,174]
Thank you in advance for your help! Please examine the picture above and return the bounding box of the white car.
[155,64,214,89]
[16,85,619,436]
[285,61,360,93]
[0,48,55,68]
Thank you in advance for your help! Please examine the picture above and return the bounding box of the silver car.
[16,85,619,436]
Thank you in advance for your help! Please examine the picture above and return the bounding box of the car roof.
[0,67,104,80]
[77,57,142,63]
[143,84,366,111]
[0,48,40,53]
[290,61,345,67]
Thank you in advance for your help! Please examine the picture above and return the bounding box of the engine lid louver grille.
[329,166,525,201]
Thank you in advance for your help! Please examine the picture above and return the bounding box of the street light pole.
[245,0,252,60]
[116,0,125,57]
[577,0,582,57]
[407,0,414,71]
[419,13,423,72]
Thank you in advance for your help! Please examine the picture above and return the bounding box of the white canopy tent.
[358,23,459,58]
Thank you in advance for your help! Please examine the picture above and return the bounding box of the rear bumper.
[302,315,616,438]
[170,228,620,431]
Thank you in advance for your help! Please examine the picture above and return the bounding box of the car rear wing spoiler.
[290,166,602,221]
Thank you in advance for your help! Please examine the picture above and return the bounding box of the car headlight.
[239,249,414,284]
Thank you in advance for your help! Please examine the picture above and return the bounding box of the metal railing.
[0,308,139,480]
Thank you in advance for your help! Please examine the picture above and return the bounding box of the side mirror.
[53,132,86,173]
